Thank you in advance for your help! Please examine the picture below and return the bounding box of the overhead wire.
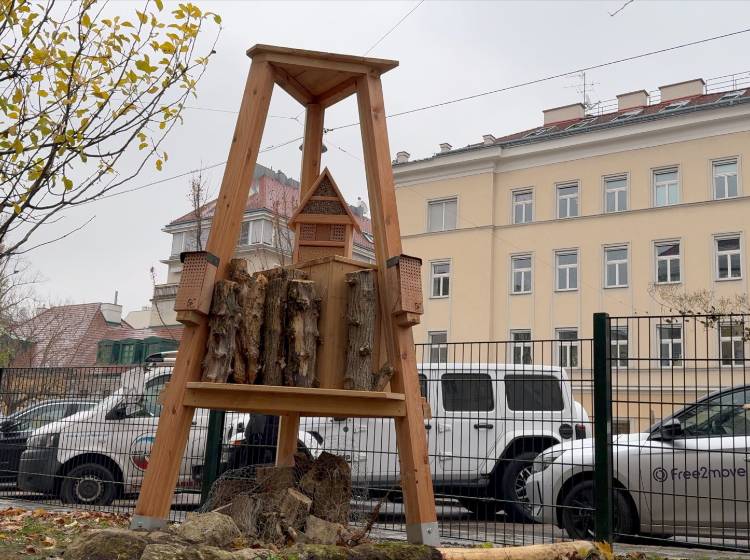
[362,0,425,56]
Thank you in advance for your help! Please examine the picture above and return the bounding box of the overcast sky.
[25,0,750,316]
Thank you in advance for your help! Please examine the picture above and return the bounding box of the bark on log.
[202,280,241,382]
[343,270,377,391]
[372,363,395,392]
[260,268,308,386]
[286,280,320,388]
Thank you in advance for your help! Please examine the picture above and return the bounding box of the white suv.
[303,363,589,521]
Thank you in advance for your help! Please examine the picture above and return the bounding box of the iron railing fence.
[601,313,750,551]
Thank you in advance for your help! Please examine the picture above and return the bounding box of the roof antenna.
[114,290,118,305]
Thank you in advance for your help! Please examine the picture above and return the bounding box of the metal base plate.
[406,521,440,546]
[130,514,168,531]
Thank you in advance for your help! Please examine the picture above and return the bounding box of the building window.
[556,328,579,368]
[512,190,533,224]
[511,255,532,294]
[511,330,532,365]
[611,325,628,369]
[655,241,681,284]
[713,159,738,200]
[427,198,457,232]
[604,246,628,288]
[653,168,679,207]
[430,261,450,298]
[720,321,746,366]
[604,175,628,213]
[428,331,448,363]
[171,232,185,256]
[716,236,742,280]
[555,250,578,291]
[239,219,275,246]
[557,183,579,219]
[657,324,683,367]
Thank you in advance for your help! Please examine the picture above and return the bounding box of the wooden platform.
[183,382,406,418]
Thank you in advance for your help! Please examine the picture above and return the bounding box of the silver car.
[526,384,750,540]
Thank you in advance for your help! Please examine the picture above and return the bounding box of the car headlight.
[531,450,564,474]
[28,433,59,449]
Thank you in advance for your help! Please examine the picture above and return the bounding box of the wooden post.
[131,60,275,529]
[356,73,439,545]
[277,102,325,466]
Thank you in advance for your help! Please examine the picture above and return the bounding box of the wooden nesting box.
[292,255,384,389]
[174,251,219,325]
[288,168,361,262]
[385,254,424,327]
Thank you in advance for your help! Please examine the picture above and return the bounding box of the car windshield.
[660,387,750,438]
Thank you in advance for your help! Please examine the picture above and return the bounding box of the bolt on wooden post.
[131,45,439,546]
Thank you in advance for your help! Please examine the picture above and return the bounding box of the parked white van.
[302,363,589,522]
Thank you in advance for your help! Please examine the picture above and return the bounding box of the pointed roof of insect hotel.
[289,168,362,262]
[289,167,361,231]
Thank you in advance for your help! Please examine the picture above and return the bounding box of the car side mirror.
[653,418,684,441]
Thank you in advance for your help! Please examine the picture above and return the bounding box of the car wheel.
[499,451,538,523]
[560,480,637,540]
[60,463,117,506]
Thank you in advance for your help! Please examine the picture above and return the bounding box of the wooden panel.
[134,60,276,521]
[183,382,406,418]
[247,44,398,77]
[318,76,358,108]
[357,74,438,528]
[272,65,313,105]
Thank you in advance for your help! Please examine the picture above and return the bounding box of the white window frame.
[657,323,683,367]
[511,254,533,294]
[427,331,448,363]
[719,320,746,367]
[171,231,186,256]
[511,189,534,225]
[556,182,579,219]
[610,324,629,370]
[604,245,629,288]
[652,166,680,207]
[427,197,458,233]
[430,260,451,299]
[712,157,740,200]
[555,328,579,369]
[715,234,743,281]
[555,250,578,291]
[510,330,532,365]
[603,173,628,213]
[654,240,681,285]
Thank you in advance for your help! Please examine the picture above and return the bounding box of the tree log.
[286,280,320,388]
[202,280,241,382]
[298,452,351,525]
[343,270,377,391]
[260,268,308,386]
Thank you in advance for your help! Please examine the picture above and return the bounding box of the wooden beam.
[317,76,358,108]
[299,103,325,198]
[273,65,314,105]
[183,382,407,418]
[247,44,399,76]
[295,214,354,225]
[356,74,439,544]
[132,60,276,526]
[276,414,300,466]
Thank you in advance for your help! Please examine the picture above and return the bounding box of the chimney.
[617,90,649,111]
[101,303,123,325]
[395,151,410,164]
[543,103,585,126]
[439,143,452,154]
[659,79,705,103]
[482,134,496,146]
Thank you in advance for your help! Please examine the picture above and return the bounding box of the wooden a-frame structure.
[131,45,439,545]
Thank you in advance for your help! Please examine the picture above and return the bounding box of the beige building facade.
[393,79,750,429]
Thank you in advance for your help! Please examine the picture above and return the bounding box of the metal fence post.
[593,312,613,543]
[201,410,225,504]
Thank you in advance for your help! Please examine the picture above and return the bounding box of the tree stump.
[298,452,351,525]
[202,280,241,382]
[286,280,320,388]
[343,270,377,390]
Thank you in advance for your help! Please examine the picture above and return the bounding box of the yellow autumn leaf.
[155,159,163,171]
[136,10,147,24]
[63,177,73,190]
[155,0,164,10]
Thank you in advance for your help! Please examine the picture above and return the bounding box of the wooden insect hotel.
[132,45,439,545]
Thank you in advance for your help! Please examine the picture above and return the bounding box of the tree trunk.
[260,268,308,386]
[298,451,351,525]
[227,259,268,384]
[202,280,241,383]
[286,280,320,388]
[343,270,377,391]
